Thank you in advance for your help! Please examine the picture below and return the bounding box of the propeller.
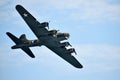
[68,42,72,47]
[74,50,77,55]
[47,21,50,30]
[72,48,77,55]
[65,42,72,47]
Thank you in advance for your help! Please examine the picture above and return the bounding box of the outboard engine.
[57,33,70,38]
[67,48,77,55]
[60,42,72,48]
[39,22,49,29]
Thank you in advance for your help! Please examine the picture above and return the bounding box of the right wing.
[46,41,83,68]
[6,32,35,58]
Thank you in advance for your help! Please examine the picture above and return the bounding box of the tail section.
[6,32,35,58]
[6,32,22,44]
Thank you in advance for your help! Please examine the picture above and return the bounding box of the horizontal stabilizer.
[6,32,22,44]
[21,47,35,58]
[6,32,35,58]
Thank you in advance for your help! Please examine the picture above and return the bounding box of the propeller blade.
[73,48,77,55]
[68,42,72,47]
[48,26,49,29]
[48,21,50,30]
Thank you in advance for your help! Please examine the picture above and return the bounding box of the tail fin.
[6,32,35,58]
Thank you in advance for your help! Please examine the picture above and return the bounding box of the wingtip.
[30,54,35,58]
[31,55,35,58]
[6,32,9,34]
[76,65,83,69]
[6,32,11,35]
[16,4,23,10]
[79,65,83,68]
[75,63,83,69]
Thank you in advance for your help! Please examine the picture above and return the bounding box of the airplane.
[6,5,83,68]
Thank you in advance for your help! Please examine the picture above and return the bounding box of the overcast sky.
[0,0,120,80]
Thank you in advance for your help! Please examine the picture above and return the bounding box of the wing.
[16,5,48,39]
[45,41,83,68]
[6,32,35,58]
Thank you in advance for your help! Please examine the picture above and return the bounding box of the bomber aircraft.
[6,5,83,68]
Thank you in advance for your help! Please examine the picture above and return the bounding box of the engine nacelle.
[56,33,70,41]
[60,42,72,48]
[48,29,58,35]
[39,22,49,28]
[57,33,70,38]
[67,48,77,55]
